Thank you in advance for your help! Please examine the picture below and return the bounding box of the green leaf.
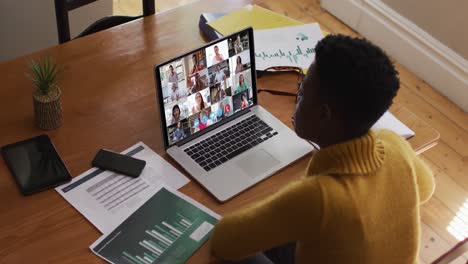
[26,56,62,95]
[31,64,43,81]
[44,57,51,81]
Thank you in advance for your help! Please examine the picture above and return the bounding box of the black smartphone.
[92,149,146,178]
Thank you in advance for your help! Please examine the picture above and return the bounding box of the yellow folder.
[207,4,303,35]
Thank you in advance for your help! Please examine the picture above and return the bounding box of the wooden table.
[0,0,439,263]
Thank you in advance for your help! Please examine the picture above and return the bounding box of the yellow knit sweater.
[211,130,435,264]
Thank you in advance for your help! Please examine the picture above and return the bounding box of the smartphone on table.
[92,149,146,178]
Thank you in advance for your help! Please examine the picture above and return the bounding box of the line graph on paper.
[253,23,324,70]
[255,46,316,65]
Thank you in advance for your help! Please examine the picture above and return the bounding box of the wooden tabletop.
[0,0,439,263]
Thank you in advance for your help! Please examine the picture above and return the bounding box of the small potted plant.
[26,57,63,130]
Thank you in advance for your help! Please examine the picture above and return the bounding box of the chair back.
[431,238,468,264]
[54,0,155,43]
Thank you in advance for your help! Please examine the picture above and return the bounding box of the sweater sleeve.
[210,178,323,260]
[413,156,435,204]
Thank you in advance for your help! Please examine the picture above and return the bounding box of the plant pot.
[33,86,63,130]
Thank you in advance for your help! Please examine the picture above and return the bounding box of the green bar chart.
[125,213,194,263]
[91,187,219,264]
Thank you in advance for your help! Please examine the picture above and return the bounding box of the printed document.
[254,23,324,70]
[91,185,219,264]
[56,142,190,234]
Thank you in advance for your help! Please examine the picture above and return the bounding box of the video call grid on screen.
[158,31,253,146]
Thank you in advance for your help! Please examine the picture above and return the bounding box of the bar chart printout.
[91,186,220,264]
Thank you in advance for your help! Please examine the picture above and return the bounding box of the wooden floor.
[114,0,468,263]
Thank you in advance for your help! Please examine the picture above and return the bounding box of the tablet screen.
[1,135,71,195]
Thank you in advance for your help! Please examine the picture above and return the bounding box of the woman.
[173,121,186,141]
[241,93,248,109]
[171,104,181,125]
[191,92,206,114]
[235,56,244,73]
[235,74,248,94]
[190,54,204,74]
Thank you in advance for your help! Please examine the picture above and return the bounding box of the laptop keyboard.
[183,115,278,172]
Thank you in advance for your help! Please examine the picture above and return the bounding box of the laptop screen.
[155,28,256,148]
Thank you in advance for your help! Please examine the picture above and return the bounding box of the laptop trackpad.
[236,149,280,178]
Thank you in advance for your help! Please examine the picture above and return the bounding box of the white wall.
[0,0,112,63]
[321,0,468,112]
[382,0,468,60]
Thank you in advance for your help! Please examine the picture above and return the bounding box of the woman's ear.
[319,104,332,120]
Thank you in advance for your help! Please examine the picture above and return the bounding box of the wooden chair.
[54,0,155,44]
[431,238,468,264]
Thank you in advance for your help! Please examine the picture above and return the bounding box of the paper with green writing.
[90,186,220,264]
[254,23,324,70]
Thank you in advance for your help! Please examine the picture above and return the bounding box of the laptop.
[154,27,314,202]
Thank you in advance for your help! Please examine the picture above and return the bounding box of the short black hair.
[315,34,399,135]
[172,104,180,116]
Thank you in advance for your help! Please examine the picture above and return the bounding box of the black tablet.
[1,134,72,195]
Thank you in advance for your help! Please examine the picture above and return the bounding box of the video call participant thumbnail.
[187,70,209,95]
[212,101,227,121]
[165,102,188,127]
[228,32,249,57]
[234,73,250,94]
[189,107,214,133]
[169,82,187,102]
[222,97,233,116]
[168,64,178,83]
[230,50,251,74]
[208,60,230,85]
[168,119,190,144]
[206,41,229,68]
[232,90,251,113]
[169,104,181,126]
[212,46,224,65]
[189,52,206,75]
[190,90,210,115]
[210,83,223,105]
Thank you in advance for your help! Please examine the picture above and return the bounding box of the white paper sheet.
[56,142,190,234]
[254,23,324,70]
[372,111,415,139]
